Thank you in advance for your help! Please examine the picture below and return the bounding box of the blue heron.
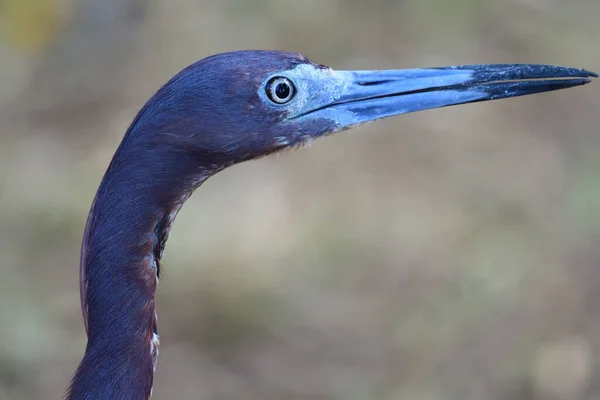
[65,50,596,399]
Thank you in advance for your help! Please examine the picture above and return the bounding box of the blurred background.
[0,0,599,399]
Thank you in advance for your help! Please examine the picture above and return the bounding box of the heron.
[65,50,596,399]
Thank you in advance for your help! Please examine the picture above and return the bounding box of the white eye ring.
[266,77,295,104]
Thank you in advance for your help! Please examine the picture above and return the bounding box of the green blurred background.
[1,0,599,399]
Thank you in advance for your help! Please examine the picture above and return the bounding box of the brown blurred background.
[1,0,599,399]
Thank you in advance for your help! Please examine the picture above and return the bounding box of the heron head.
[128,50,596,169]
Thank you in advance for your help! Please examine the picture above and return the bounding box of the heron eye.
[266,77,295,104]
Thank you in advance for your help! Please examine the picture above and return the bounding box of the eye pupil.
[266,77,295,104]
[275,82,290,99]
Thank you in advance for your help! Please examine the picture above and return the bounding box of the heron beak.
[295,64,597,129]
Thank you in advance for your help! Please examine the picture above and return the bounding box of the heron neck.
[67,136,209,399]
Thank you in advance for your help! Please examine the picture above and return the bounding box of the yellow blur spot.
[1,0,66,52]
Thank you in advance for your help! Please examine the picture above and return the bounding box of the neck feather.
[66,133,209,400]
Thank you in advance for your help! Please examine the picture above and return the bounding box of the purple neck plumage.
[65,50,320,400]
[66,122,210,400]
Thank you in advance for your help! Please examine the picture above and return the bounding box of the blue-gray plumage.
[65,50,596,400]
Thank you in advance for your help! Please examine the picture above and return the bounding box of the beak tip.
[578,68,598,78]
